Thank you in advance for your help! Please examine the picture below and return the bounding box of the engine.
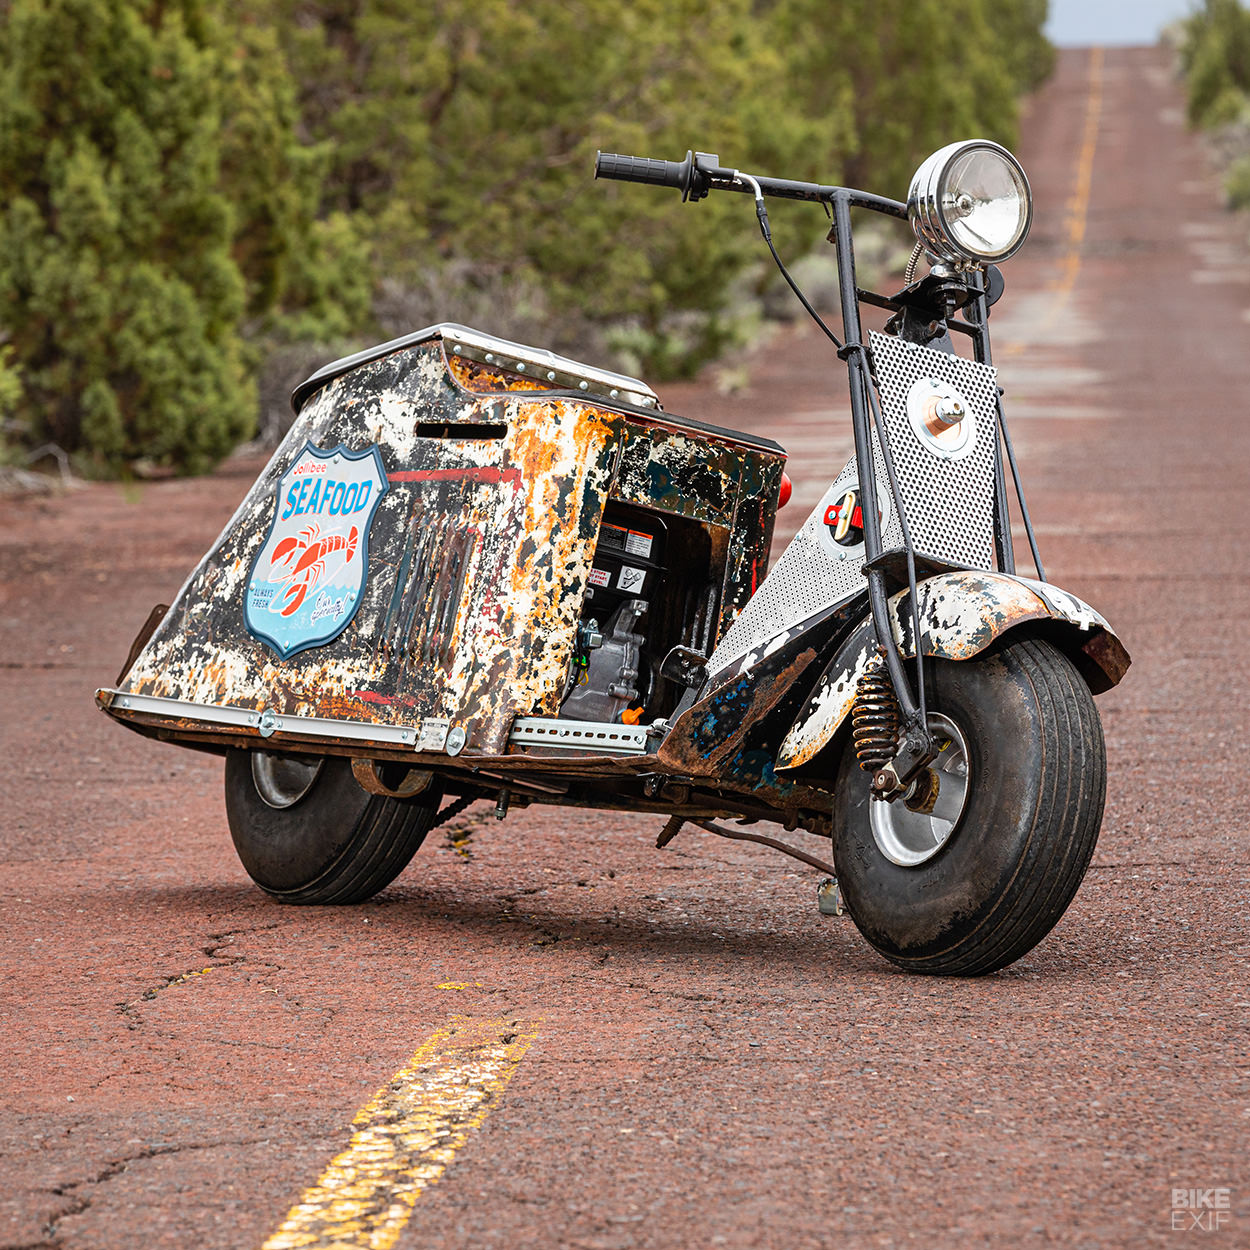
[561,505,668,724]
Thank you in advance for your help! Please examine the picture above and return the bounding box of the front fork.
[830,194,1041,801]
[831,191,936,786]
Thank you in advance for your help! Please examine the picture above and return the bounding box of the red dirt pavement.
[1,46,1247,1250]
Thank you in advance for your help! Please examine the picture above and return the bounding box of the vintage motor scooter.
[98,140,1129,976]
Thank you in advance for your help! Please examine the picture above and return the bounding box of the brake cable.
[735,174,844,351]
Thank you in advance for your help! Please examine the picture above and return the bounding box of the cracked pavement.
[2,45,1248,1250]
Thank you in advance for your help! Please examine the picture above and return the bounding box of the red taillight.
[778,472,793,508]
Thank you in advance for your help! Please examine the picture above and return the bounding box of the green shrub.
[1225,154,1250,208]
[0,0,1055,473]
[0,0,366,475]
[1182,0,1250,129]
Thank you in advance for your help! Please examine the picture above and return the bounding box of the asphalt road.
[2,45,1247,1250]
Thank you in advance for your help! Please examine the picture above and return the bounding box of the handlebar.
[593,148,907,218]
[594,150,721,201]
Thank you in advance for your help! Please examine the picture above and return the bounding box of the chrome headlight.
[907,140,1032,265]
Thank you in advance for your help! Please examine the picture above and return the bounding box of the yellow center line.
[261,1015,540,1250]
[1002,45,1104,356]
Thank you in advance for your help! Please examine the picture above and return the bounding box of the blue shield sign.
[244,442,388,657]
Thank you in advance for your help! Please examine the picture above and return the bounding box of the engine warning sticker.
[624,530,653,558]
[588,568,612,588]
[599,522,654,560]
[617,565,647,593]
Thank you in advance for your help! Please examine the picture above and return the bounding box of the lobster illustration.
[267,523,359,616]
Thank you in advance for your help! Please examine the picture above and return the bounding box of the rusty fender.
[776,571,1131,771]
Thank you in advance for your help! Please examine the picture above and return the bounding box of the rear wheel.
[224,750,440,904]
[832,636,1105,976]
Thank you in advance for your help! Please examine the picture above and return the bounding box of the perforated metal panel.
[707,334,999,676]
[870,331,998,569]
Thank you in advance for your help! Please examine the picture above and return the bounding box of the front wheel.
[832,636,1106,976]
[224,750,441,904]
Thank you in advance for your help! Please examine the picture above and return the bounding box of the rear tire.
[832,636,1105,975]
[224,750,440,904]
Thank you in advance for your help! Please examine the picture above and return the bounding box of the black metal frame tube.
[599,154,1044,730]
[709,172,907,219]
[966,285,1017,574]
[828,191,921,726]
[996,396,1046,581]
[964,281,1043,581]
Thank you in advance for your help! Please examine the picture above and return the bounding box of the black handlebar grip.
[595,150,695,196]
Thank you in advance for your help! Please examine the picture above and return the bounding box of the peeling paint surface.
[893,571,1121,663]
[118,338,621,755]
[658,640,821,783]
[777,571,1130,769]
[447,353,562,395]
[111,329,788,760]
[612,422,781,634]
[778,637,876,770]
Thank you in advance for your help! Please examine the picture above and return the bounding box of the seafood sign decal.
[243,442,388,657]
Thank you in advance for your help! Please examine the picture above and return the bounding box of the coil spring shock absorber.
[851,649,902,774]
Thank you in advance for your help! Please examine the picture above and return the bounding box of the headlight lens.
[908,140,1032,265]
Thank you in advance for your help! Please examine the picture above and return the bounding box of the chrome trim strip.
[293,321,660,413]
[445,324,659,407]
[103,691,419,746]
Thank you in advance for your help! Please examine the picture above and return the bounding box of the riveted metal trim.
[507,717,649,754]
[294,322,660,413]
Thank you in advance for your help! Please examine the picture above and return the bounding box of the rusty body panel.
[97,322,1126,835]
[101,325,788,766]
[777,571,1131,771]
[647,624,854,829]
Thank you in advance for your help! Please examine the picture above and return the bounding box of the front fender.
[776,571,1130,771]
